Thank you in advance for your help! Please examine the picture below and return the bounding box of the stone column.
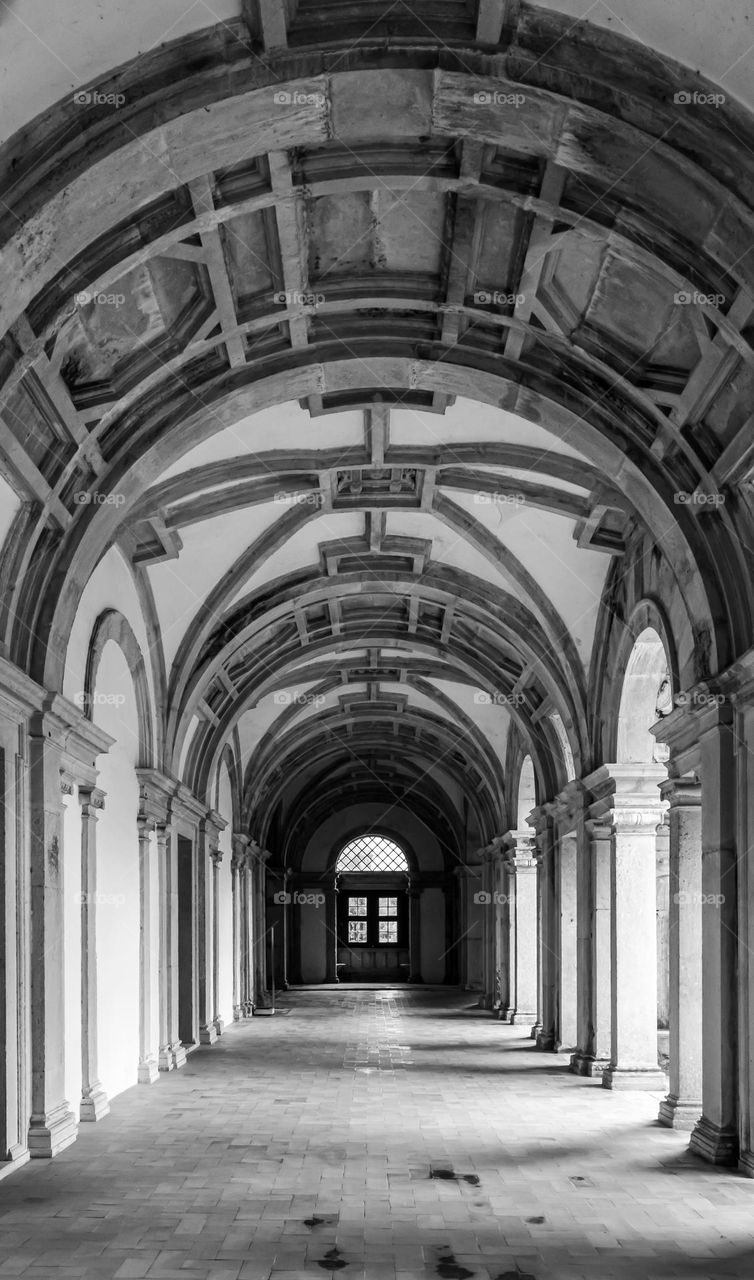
[250,845,271,1008]
[504,831,538,1027]
[408,884,423,983]
[137,818,159,1083]
[602,766,667,1090]
[533,812,556,1050]
[572,817,612,1076]
[231,834,248,1018]
[689,714,738,1163]
[478,851,495,1009]
[156,822,186,1070]
[198,823,216,1046]
[27,712,77,1158]
[325,876,338,982]
[78,786,109,1122]
[658,777,703,1130]
[656,816,670,1031]
[230,847,242,1019]
[556,831,578,1053]
[489,844,508,1017]
[453,866,469,988]
[211,849,224,1035]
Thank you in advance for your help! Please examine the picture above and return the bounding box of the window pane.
[378,897,397,916]
[348,921,368,943]
[379,921,398,943]
[348,897,367,916]
[337,835,408,873]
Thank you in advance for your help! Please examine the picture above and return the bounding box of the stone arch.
[84,609,155,768]
[611,602,678,765]
[516,757,537,831]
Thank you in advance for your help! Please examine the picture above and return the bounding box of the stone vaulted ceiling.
[1,0,753,858]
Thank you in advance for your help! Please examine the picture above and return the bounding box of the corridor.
[0,990,752,1280]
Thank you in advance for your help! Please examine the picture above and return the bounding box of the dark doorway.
[176,835,195,1046]
[337,883,409,981]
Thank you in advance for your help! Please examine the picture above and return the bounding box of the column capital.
[660,775,702,807]
[136,767,175,826]
[210,847,223,869]
[585,763,667,831]
[78,786,106,813]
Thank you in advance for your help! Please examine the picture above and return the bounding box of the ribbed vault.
[1,1,753,862]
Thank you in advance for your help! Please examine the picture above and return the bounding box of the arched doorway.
[335,835,411,983]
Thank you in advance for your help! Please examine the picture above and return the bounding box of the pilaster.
[27,696,112,1158]
[591,765,668,1092]
[78,786,109,1122]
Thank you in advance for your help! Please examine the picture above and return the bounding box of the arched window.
[336,834,409,874]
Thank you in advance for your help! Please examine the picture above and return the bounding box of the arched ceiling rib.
[1,3,753,857]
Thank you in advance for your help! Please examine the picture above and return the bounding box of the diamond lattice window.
[336,835,408,873]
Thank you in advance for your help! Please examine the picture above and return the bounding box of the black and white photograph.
[0,1,753,1277]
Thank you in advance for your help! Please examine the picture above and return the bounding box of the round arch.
[83,608,155,768]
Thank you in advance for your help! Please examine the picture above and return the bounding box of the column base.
[529,1022,542,1040]
[511,1010,537,1027]
[570,1052,610,1077]
[478,992,494,1010]
[79,1083,110,1123]
[158,1046,174,1071]
[658,1095,702,1130]
[233,1004,243,1021]
[689,1115,738,1165]
[602,1065,667,1091]
[536,1030,555,1051]
[199,1024,218,1045]
[28,1103,77,1158]
[0,1145,30,1182]
[738,1149,754,1178]
[171,1042,187,1070]
[213,1017,225,1036]
[138,1055,159,1084]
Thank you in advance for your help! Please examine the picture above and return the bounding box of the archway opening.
[615,625,672,1069]
[335,835,411,984]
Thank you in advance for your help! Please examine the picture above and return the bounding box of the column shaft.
[27,722,76,1157]
[79,789,109,1120]
[212,852,223,1034]
[603,783,666,1090]
[690,718,738,1163]
[137,821,159,1083]
[659,779,703,1130]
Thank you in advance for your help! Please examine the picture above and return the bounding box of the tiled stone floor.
[2,988,754,1280]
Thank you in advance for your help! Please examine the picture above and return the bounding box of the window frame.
[338,889,408,948]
